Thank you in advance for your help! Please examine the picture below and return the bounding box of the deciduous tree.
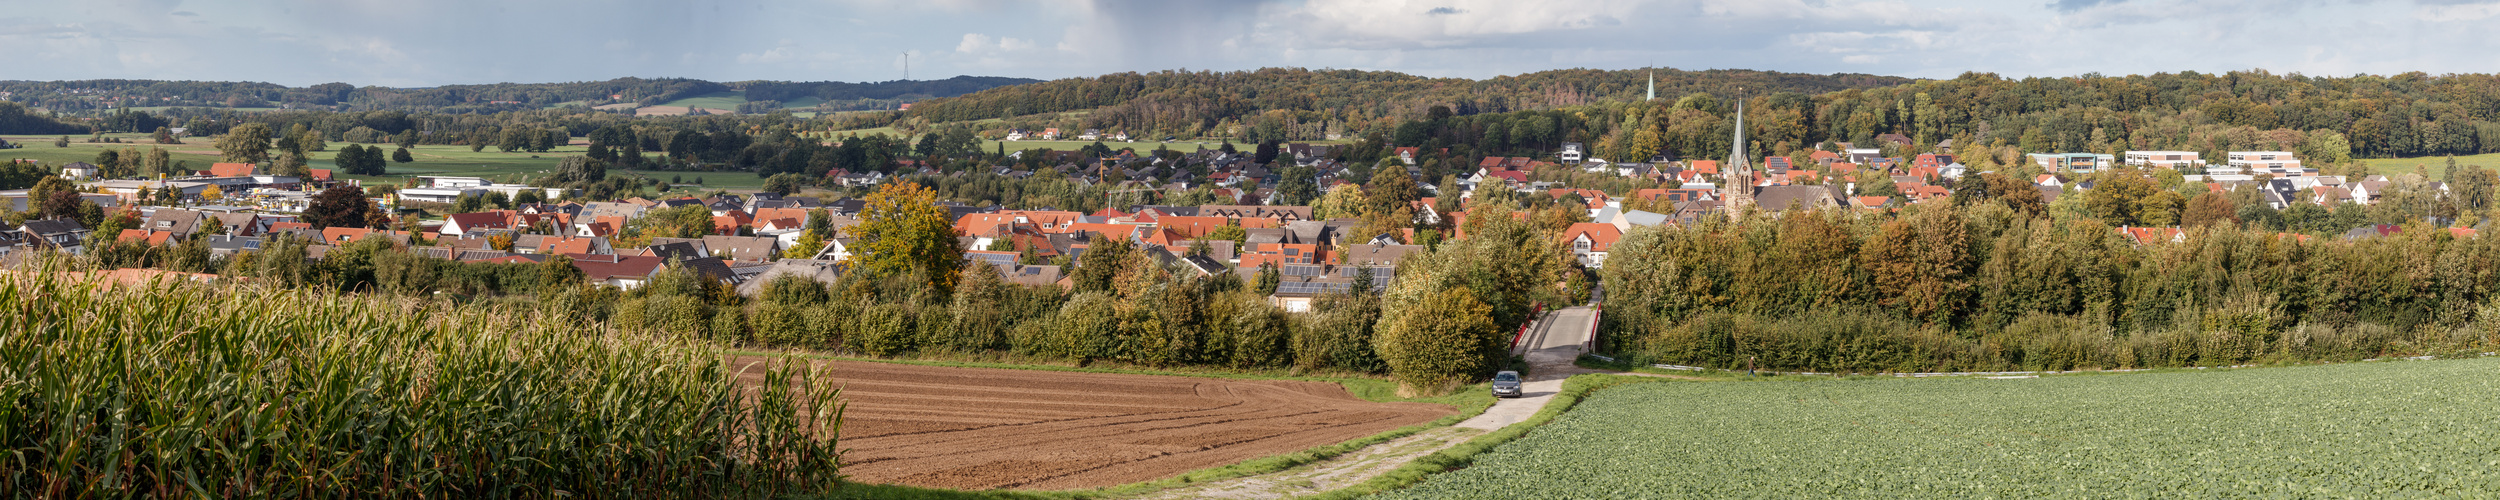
[303,185,372,229]
[215,123,273,164]
[854,182,965,295]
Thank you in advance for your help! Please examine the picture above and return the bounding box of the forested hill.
[903,67,1913,134]
[0,76,1039,114]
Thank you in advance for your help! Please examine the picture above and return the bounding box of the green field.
[1383,358,2500,498]
[2363,153,2500,178]
[663,91,748,110]
[1,133,766,192]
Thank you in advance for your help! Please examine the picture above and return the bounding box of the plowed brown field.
[733,357,1452,491]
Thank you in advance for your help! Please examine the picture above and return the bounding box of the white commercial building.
[2124,151,2204,169]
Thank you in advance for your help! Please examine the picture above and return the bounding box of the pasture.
[1383,358,2500,498]
[1,133,769,192]
[2362,153,2500,178]
[662,91,750,111]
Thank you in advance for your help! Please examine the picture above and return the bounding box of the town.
[10,0,2500,493]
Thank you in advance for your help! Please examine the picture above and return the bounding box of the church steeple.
[1645,71,1656,102]
[1723,89,1754,211]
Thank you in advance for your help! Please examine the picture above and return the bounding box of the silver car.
[1490,371,1523,398]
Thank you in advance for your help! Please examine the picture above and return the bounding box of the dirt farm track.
[733,357,1453,490]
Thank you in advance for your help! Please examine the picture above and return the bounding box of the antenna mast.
[903,52,910,80]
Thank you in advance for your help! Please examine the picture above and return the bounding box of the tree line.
[0,76,1036,115]
[1599,194,2500,374]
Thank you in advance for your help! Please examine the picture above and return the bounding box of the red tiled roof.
[210,162,254,177]
[2118,226,2183,245]
[1559,223,1623,252]
[539,237,595,255]
[752,207,811,226]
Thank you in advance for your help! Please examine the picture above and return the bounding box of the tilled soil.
[730,357,1452,491]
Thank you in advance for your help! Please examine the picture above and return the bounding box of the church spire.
[1723,89,1754,211]
[1645,71,1656,101]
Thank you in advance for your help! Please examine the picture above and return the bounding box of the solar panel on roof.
[1281,265,1322,277]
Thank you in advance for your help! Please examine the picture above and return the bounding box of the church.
[1716,91,1841,216]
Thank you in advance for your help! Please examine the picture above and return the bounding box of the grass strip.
[1303,373,1659,499]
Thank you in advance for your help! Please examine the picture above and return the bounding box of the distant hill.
[905,67,1915,131]
[0,76,1042,115]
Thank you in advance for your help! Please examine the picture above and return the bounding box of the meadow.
[2362,152,2500,178]
[1,132,768,192]
[1381,358,2500,498]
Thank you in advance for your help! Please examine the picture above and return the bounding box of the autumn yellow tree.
[855,182,965,294]
[1860,207,1970,326]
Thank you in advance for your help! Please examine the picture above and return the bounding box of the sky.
[3,0,2497,87]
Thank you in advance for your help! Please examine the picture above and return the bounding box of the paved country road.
[1466,306,1600,429]
[1139,306,1612,499]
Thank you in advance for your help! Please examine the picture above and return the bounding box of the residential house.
[1558,223,1623,268]
[1751,185,1843,212]
[734,259,846,297]
[568,254,668,289]
[703,235,780,263]
[20,219,89,252]
[439,212,512,236]
[60,162,98,180]
[1558,142,1586,164]
[1912,153,1956,169]
[2118,226,2185,245]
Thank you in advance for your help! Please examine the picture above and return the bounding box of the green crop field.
[663,91,748,110]
[1382,358,2500,498]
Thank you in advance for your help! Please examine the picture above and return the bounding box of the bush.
[752,302,812,346]
[1046,292,1121,361]
[847,303,918,356]
[1227,299,1290,369]
[1376,287,1501,394]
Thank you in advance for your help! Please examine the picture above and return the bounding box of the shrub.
[847,302,918,356]
[1376,287,1501,394]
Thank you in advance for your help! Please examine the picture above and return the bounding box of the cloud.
[2049,0,2125,12]
[736,40,840,66]
[0,0,2491,88]
[2416,1,2500,21]
[956,33,1036,53]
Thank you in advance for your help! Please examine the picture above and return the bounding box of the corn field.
[0,267,844,499]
